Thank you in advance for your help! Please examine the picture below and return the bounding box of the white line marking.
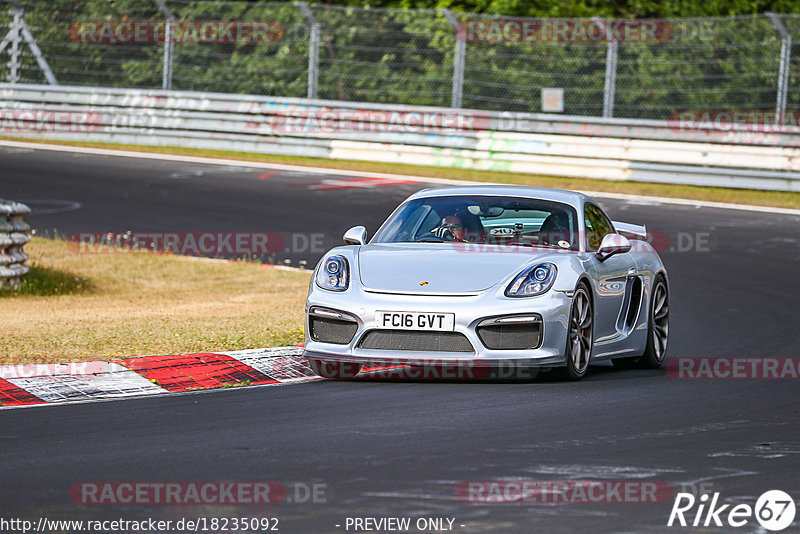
[0,348,318,410]
[2,139,799,216]
[221,347,316,381]
[3,361,165,403]
[0,370,320,411]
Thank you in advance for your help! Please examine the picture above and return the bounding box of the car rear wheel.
[612,275,669,370]
[307,358,363,379]
[561,283,593,380]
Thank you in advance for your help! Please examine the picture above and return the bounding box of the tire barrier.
[0,199,31,289]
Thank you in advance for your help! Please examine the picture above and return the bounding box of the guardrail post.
[592,18,618,118]
[1,1,58,85]
[308,22,320,99]
[295,2,319,100]
[0,200,31,290]
[766,13,791,126]
[439,9,464,108]
[3,8,21,83]
[602,41,618,118]
[152,0,175,90]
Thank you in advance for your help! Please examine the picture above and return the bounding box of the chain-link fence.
[1,1,798,121]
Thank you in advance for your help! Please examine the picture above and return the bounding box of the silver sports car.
[303,186,669,380]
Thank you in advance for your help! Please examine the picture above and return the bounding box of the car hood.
[357,243,563,294]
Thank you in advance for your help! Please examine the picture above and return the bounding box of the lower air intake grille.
[309,316,358,345]
[358,330,474,353]
[477,323,542,350]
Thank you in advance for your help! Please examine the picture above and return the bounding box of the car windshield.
[371,195,580,250]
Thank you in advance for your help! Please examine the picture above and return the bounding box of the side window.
[584,204,614,251]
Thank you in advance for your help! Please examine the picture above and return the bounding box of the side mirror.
[596,233,631,262]
[343,226,367,245]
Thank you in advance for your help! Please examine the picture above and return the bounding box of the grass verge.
[0,237,310,365]
[0,264,91,297]
[3,136,800,210]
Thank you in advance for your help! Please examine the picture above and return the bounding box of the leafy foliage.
[1,1,797,119]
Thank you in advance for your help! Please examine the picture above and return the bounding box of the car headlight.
[316,255,349,292]
[505,263,557,297]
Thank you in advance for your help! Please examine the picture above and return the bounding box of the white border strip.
[0,347,314,410]
[2,361,165,403]
[2,139,799,217]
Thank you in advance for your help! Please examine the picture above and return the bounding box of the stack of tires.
[0,200,31,289]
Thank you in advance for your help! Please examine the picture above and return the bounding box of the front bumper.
[303,284,572,367]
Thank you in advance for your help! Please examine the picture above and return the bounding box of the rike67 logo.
[668,490,796,531]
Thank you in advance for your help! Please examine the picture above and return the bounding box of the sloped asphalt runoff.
[1,143,799,533]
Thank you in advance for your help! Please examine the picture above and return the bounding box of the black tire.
[307,358,363,379]
[612,275,669,370]
[560,282,594,381]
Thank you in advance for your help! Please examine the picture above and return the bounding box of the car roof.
[406,185,594,207]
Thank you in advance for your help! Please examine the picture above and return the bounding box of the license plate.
[376,311,455,331]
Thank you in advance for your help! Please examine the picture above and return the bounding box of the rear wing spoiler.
[612,221,647,240]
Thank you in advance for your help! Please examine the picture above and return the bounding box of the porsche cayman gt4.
[304,186,669,380]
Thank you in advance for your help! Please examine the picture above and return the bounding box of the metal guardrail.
[0,199,30,289]
[1,84,799,192]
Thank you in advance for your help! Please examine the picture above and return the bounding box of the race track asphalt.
[1,143,799,533]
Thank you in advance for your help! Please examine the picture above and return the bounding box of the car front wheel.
[562,283,593,380]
